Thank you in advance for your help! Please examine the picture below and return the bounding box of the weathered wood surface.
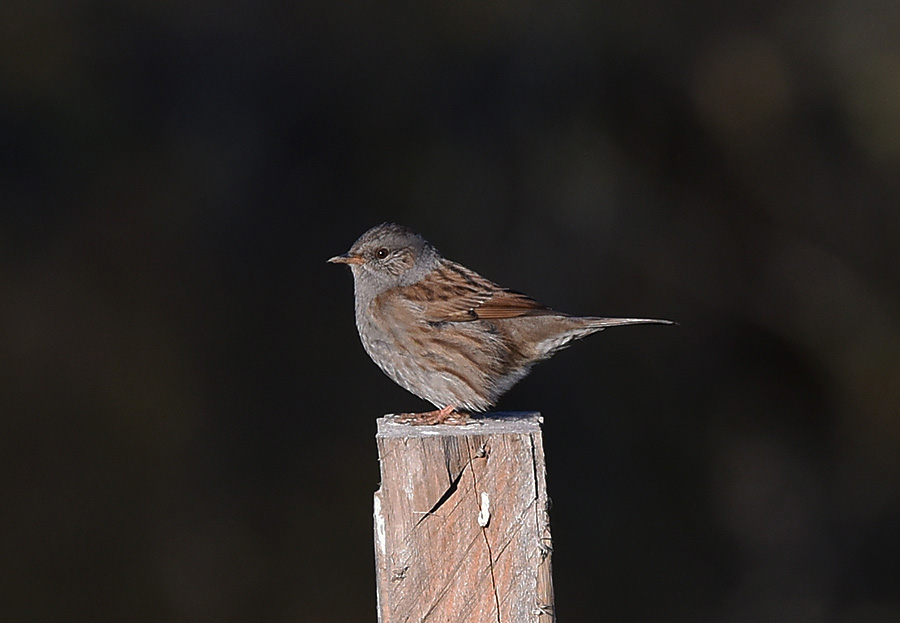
[374,412,554,623]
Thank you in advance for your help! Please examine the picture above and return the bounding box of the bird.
[329,223,671,424]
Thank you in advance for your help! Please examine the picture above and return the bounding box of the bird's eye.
[375,248,389,259]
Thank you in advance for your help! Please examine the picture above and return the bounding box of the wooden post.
[374,412,555,623]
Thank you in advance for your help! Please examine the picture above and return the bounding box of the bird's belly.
[355,313,494,411]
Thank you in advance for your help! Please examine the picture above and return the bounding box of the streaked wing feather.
[404,260,557,322]
[468,289,556,319]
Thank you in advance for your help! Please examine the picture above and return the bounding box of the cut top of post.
[376,412,543,438]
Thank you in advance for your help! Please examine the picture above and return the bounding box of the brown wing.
[400,259,558,322]
[467,288,556,319]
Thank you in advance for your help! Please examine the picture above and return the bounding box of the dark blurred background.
[2,1,899,621]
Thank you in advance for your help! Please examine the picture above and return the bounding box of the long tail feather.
[584,317,674,328]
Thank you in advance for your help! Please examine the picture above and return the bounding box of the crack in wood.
[414,436,478,528]
[466,438,502,623]
[415,463,467,527]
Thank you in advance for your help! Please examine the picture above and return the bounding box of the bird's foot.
[394,405,468,425]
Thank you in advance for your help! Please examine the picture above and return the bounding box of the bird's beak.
[328,252,364,265]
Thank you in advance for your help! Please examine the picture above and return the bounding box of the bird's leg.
[394,405,468,425]
[423,404,465,425]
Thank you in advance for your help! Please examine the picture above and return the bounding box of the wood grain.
[374,413,554,622]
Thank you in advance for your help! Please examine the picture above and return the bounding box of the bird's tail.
[583,317,674,329]
[533,315,673,359]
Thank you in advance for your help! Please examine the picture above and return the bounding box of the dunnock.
[330,223,671,423]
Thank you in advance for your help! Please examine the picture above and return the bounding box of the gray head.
[328,223,442,297]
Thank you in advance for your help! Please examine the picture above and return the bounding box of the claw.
[393,405,468,425]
